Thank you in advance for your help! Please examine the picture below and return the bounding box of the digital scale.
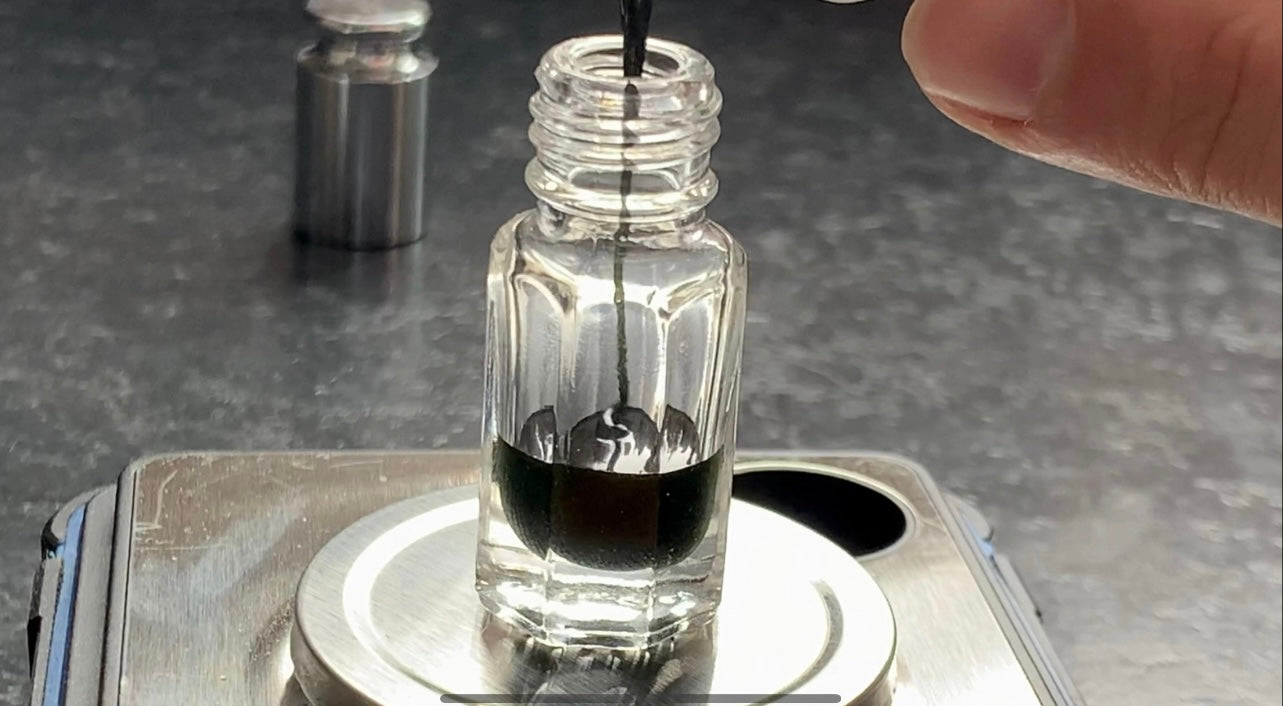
[27,450,1085,705]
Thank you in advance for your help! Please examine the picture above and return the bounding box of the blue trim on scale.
[977,535,996,560]
[41,506,85,706]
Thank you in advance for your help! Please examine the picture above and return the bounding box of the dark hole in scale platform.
[732,470,909,557]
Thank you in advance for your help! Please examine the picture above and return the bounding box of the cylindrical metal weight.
[293,0,436,250]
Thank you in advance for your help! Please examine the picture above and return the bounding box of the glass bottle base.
[476,546,720,649]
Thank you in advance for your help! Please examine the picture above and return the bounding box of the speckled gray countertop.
[1,0,1280,704]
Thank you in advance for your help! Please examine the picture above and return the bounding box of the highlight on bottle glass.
[474,34,748,648]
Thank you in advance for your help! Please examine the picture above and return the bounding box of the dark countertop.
[1,0,1280,703]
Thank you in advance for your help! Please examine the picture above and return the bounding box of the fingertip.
[901,0,1075,122]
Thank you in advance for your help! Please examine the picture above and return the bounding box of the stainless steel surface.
[306,0,431,36]
[105,450,1073,706]
[738,456,1066,706]
[293,0,436,250]
[291,488,897,706]
[112,452,475,706]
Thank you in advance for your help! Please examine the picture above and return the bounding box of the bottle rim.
[541,34,716,94]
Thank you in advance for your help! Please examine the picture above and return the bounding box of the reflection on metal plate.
[292,487,896,705]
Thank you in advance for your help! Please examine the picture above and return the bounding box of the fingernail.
[903,0,1075,120]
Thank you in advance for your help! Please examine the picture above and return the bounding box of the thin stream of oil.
[612,0,652,411]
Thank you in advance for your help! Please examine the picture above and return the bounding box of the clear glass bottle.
[475,35,748,648]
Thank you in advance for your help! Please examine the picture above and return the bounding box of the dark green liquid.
[493,439,721,572]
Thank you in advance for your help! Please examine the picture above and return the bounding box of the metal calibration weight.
[293,0,437,250]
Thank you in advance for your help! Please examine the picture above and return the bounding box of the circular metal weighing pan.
[292,486,898,706]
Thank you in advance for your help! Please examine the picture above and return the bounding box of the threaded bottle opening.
[526,35,723,223]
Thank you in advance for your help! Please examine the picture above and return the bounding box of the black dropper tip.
[620,0,653,78]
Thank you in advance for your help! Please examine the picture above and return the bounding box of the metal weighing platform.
[27,451,1084,705]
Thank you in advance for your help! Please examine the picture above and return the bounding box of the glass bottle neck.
[531,201,710,241]
[524,35,723,227]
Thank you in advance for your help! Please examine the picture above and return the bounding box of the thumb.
[902,0,1283,226]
